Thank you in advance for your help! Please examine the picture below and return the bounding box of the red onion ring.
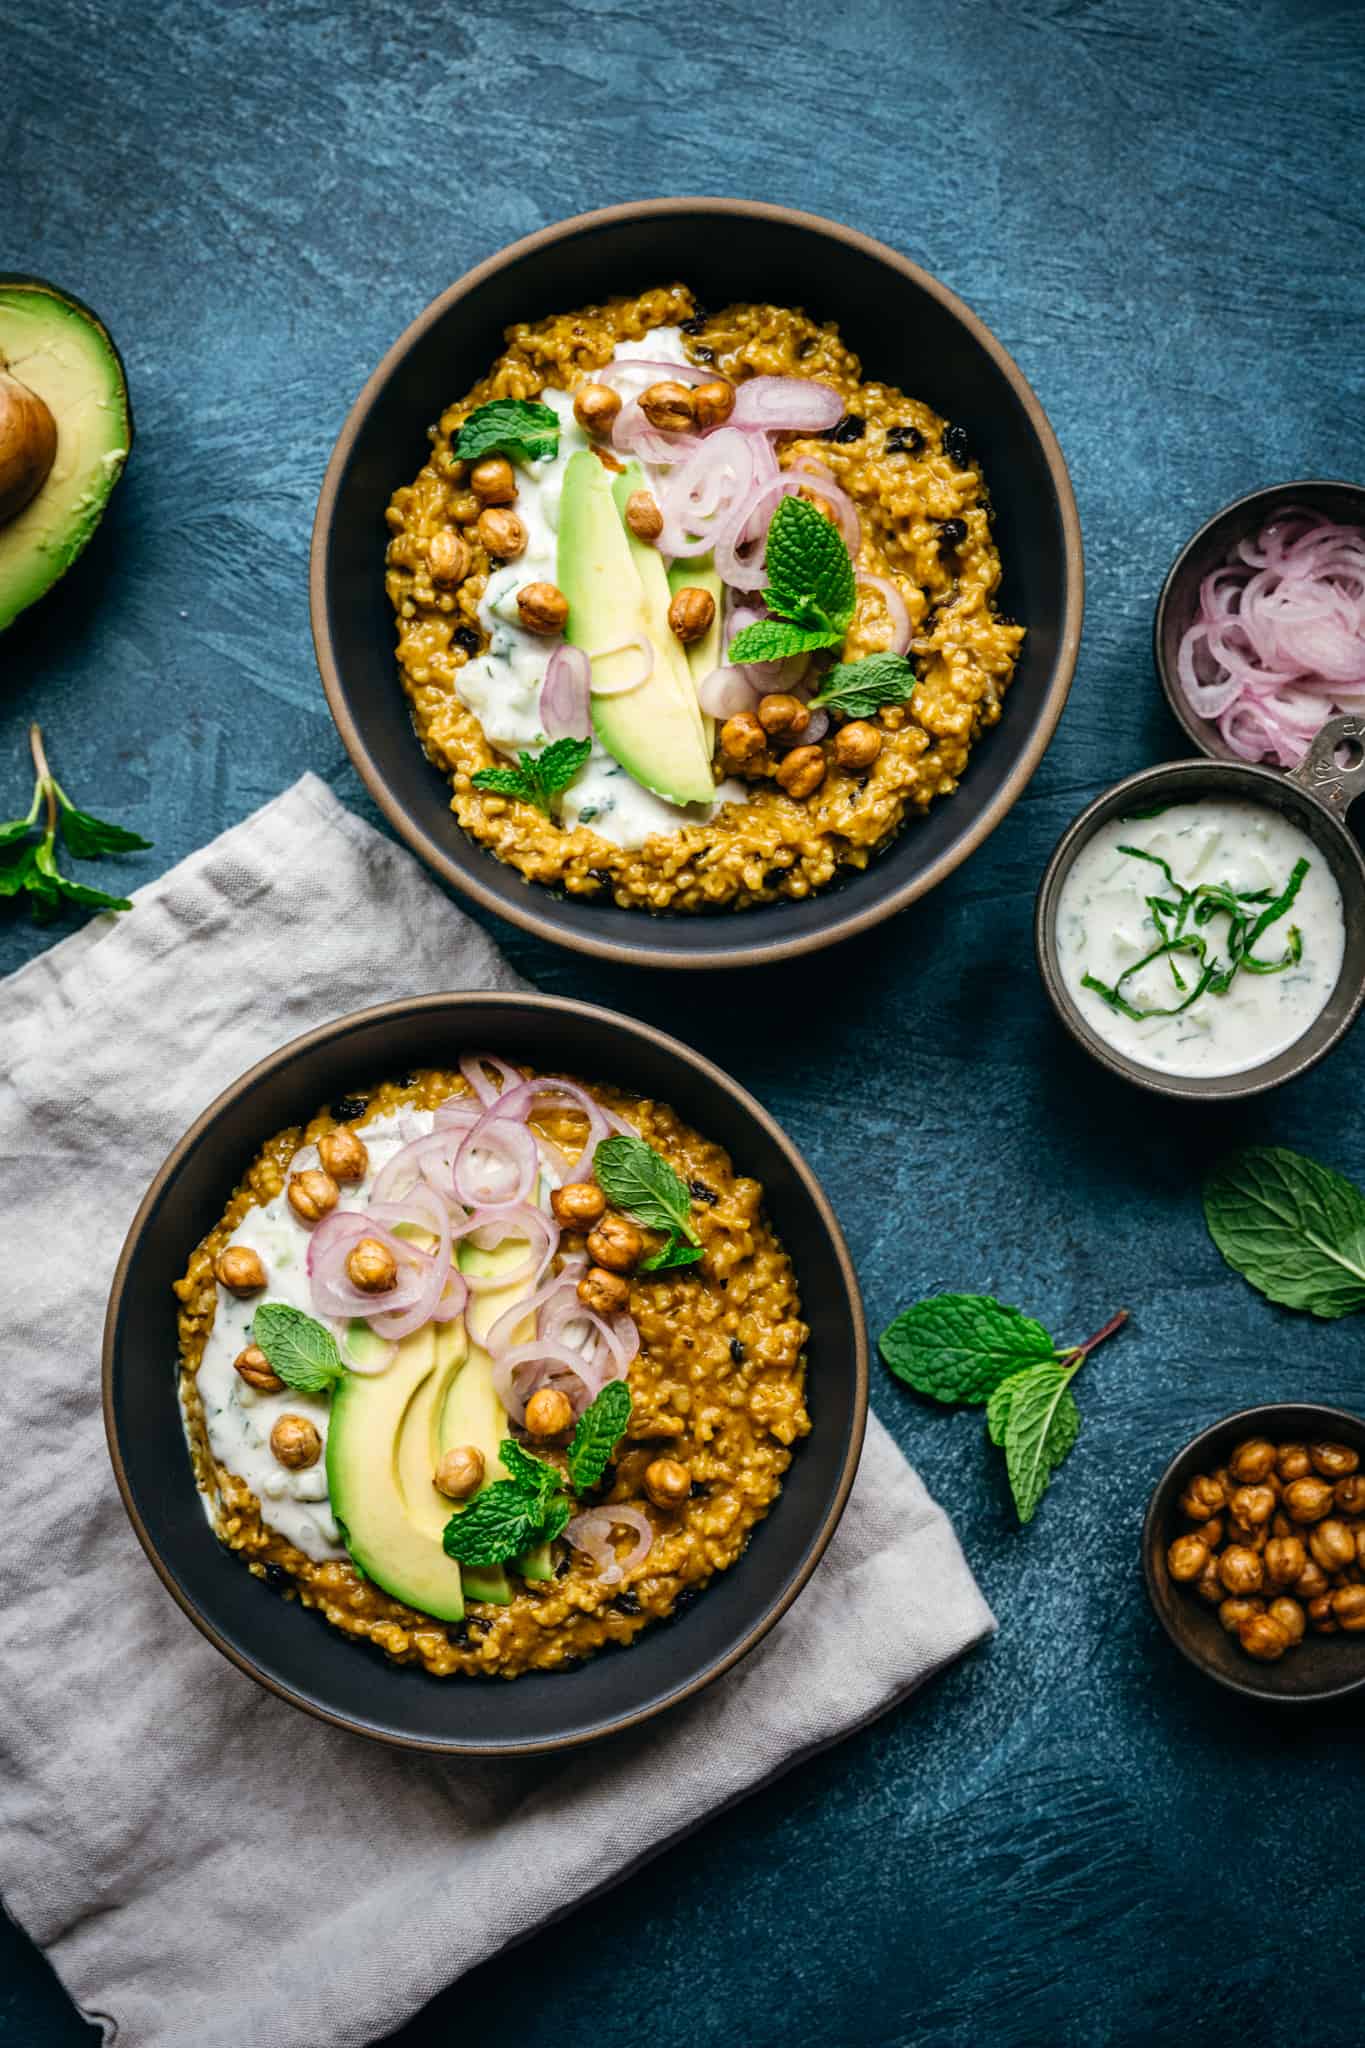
[714,465,862,590]
[564,1507,654,1585]
[588,636,654,697]
[657,428,759,559]
[454,1056,522,1109]
[856,573,912,656]
[698,665,760,719]
[593,356,711,388]
[540,644,592,741]
[612,399,702,467]
[730,374,844,434]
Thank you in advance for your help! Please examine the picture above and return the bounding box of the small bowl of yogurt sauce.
[1036,713,1365,1098]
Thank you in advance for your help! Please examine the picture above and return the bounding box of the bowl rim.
[1141,1399,1365,1705]
[1153,476,1365,764]
[101,990,870,1753]
[310,194,1085,970]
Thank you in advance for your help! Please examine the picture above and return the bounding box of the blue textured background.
[4,1,1365,2042]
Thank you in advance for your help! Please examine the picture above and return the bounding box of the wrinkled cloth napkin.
[0,775,994,2048]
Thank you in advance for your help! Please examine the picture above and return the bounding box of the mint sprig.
[809,653,917,719]
[593,1135,702,1264]
[566,1381,632,1492]
[443,1434,571,1568]
[0,725,150,924]
[251,1302,348,1394]
[471,736,591,816]
[455,398,560,467]
[728,495,856,664]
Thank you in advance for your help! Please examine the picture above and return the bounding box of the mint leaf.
[1002,1362,1081,1524]
[762,494,856,633]
[251,1302,347,1393]
[728,618,845,664]
[641,1232,705,1273]
[0,779,41,847]
[56,790,152,857]
[878,1293,1056,1406]
[442,1482,544,1566]
[499,1436,559,1507]
[0,843,38,897]
[810,653,917,719]
[471,737,590,816]
[455,399,560,466]
[566,1381,632,1492]
[986,1368,1034,1446]
[1204,1146,1365,1319]
[593,1135,699,1244]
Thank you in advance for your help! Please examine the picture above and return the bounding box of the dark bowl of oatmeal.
[311,198,1083,967]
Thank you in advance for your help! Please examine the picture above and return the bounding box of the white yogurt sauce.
[457,327,745,848]
[1056,799,1344,1077]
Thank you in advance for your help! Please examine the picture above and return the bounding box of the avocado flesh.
[0,279,131,633]
[667,553,723,755]
[557,449,715,808]
[449,1234,555,1596]
[611,463,713,760]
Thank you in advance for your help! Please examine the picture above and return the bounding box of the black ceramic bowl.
[312,197,1083,969]
[103,993,867,1753]
[1154,478,1365,764]
[1143,1403,1365,1705]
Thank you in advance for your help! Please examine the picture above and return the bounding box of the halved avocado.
[0,277,132,633]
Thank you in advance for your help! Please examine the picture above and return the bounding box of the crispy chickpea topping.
[1179,1474,1226,1522]
[1239,1612,1291,1662]
[427,528,470,586]
[317,1126,370,1183]
[775,744,827,799]
[550,1180,608,1229]
[1335,1474,1365,1514]
[1284,1476,1335,1522]
[1218,1545,1264,1596]
[1264,1535,1307,1587]
[756,693,810,738]
[1267,1595,1307,1644]
[578,1264,631,1315]
[287,1168,340,1225]
[346,1236,399,1294]
[470,455,517,505]
[434,1445,485,1499]
[234,1344,283,1394]
[624,489,663,541]
[639,379,696,433]
[1310,1440,1360,1479]
[668,585,716,644]
[1229,1483,1276,1528]
[516,581,569,633]
[834,720,883,771]
[476,507,528,560]
[1277,1442,1312,1482]
[1167,1534,1210,1582]
[1308,1592,1338,1633]
[1296,1557,1330,1600]
[644,1457,692,1510]
[573,382,622,435]
[1333,1585,1365,1630]
[1218,1595,1264,1635]
[1193,1554,1224,1605]
[720,711,766,762]
[1229,1438,1277,1483]
[693,379,735,429]
[586,1213,643,1274]
[215,1245,266,1296]
[1309,1519,1356,1573]
[524,1386,574,1439]
[271,1414,321,1470]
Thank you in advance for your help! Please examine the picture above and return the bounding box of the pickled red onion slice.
[564,1507,654,1585]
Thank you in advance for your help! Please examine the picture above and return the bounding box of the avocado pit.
[0,369,57,526]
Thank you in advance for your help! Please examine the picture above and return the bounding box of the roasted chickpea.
[720,711,766,762]
[834,721,883,771]
[470,455,516,505]
[643,1457,692,1510]
[623,489,664,541]
[476,507,528,561]
[524,1386,573,1439]
[1230,1438,1277,1484]
[516,580,569,633]
[639,379,696,433]
[577,1265,631,1316]
[692,378,735,429]
[550,1181,608,1229]
[233,1344,283,1394]
[1199,1515,1225,1550]
[1229,1483,1276,1528]
[573,382,622,435]
[1193,1554,1225,1606]
[270,1414,321,1470]
[317,1126,369,1183]
[427,528,470,586]
[1167,1534,1210,1582]
[1332,1585,1365,1631]
[1267,1596,1307,1645]
[1218,1545,1265,1596]
[346,1236,399,1294]
[586,1213,643,1274]
[1310,1440,1360,1479]
[1219,1596,1264,1635]
[434,1445,485,1500]
[1265,1535,1307,1587]
[287,1168,340,1225]
[1277,1442,1312,1482]
[1227,1517,1268,1553]
[1296,1556,1330,1600]
[668,585,716,645]
[1270,1510,1293,1538]
[1239,1612,1292,1662]
[1307,1593,1339,1633]
[1284,1476,1336,1523]
[756,692,810,738]
[215,1245,266,1296]
[1179,1474,1226,1522]
[775,744,827,799]
[1335,1474,1365,1515]
[1309,1518,1356,1573]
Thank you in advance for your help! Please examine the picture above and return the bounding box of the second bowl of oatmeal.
[312,199,1083,967]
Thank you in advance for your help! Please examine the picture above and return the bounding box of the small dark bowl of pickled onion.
[1154,479,1365,770]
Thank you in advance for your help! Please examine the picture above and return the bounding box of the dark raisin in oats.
[824,413,864,444]
[613,1590,643,1615]
[263,1562,289,1593]
[730,1338,746,1364]
[588,867,614,887]
[330,1094,369,1122]
[679,312,709,334]
[942,423,971,464]
[691,344,716,365]
[938,517,968,550]
[452,626,482,655]
[885,424,925,455]
[689,1179,718,1205]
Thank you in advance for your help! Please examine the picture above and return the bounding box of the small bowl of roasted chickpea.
[1144,1403,1365,1703]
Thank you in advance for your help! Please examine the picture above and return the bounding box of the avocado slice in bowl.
[0,275,133,633]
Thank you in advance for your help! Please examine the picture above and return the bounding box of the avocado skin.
[0,274,133,633]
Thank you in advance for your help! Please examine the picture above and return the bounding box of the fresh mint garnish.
[455,398,560,466]
[566,1381,632,1492]
[442,1433,572,1568]
[471,736,591,816]
[640,1232,705,1273]
[593,1135,702,1257]
[999,1362,1083,1525]
[810,652,917,719]
[251,1302,348,1394]
[728,495,856,664]
[0,725,149,924]
[1203,1146,1365,1319]
[728,619,852,664]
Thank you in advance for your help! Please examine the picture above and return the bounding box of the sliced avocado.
[611,463,711,760]
[0,277,132,634]
[448,1233,551,1598]
[326,1321,468,1621]
[667,552,723,754]
[557,449,715,808]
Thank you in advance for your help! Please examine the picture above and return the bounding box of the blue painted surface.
[3,1,1364,2042]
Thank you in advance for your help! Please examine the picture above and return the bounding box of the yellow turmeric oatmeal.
[176,1061,809,1678]
[384,285,1024,912]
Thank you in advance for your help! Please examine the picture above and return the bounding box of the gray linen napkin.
[0,774,994,2048]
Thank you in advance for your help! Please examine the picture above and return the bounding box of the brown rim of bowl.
[310,195,1085,970]
[1153,477,1365,763]
[101,991,870,1754]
